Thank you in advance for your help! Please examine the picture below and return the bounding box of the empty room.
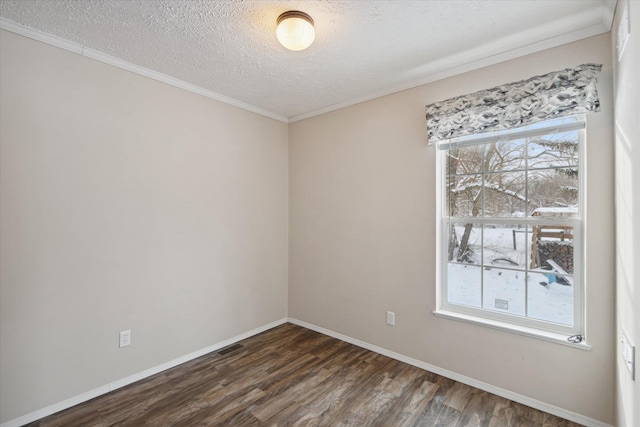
[0,1,638,426]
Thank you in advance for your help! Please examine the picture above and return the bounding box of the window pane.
[483,172,526,217]
[447,145,482,175]
[482,268,526,316]
[527,271,574,326]
[448,264,481,308]
[527,131,578,170]
[485,140,525,172]
[448,223,481,264]
[528,168,578,216]
[530,225,574,274]
[447,175,483,217]
[483,224,528,269]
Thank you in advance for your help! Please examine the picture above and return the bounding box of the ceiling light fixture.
[276,11,315,51]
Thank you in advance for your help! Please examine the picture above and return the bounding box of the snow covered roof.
[531,207,578,217]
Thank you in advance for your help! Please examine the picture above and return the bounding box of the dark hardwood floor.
[27,323,583,426]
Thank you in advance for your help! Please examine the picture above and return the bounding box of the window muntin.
[440,117,583,335]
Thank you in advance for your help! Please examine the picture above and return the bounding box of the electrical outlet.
[621,330,635,380]
[119,330,131,348]
[386,311,395,326]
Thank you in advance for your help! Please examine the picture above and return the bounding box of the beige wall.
[612,1,640,426]
[289,33,615,424]
[0,30,288,422]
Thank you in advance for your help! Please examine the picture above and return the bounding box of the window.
[437,117,584,339]
[426,64,601,343]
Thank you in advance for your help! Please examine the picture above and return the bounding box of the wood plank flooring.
[26,323,583,426]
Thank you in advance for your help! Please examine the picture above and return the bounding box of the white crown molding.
[0,17,82,54]
[2,0,615,126]
[288,12,614,123]
[288,318,613,427]
[0,18,289,124]
[0,318,288,427]
[600,0,618,30]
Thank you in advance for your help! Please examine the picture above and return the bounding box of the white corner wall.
[0,29,288,423]
[612,1,640,426]
[289,33,615,425]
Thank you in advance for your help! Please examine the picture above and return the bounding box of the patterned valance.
[425,64,602,143]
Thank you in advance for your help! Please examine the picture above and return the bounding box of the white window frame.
[434,117,588,348]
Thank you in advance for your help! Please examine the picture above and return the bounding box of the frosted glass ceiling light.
[276,11,315,51]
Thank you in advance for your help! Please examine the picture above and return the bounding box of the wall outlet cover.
[119,330,131,348]
[386,311,395,326]
[621,330,635,380]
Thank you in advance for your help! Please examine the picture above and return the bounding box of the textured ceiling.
[0,0,616,122]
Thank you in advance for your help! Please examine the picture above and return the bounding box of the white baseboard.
[287,317,612,427]
[1,318,287,427]
[3,317,611,427]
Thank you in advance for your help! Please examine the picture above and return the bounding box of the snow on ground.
[448,225,573,326]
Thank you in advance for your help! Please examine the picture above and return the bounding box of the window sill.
[433,309,591,350]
